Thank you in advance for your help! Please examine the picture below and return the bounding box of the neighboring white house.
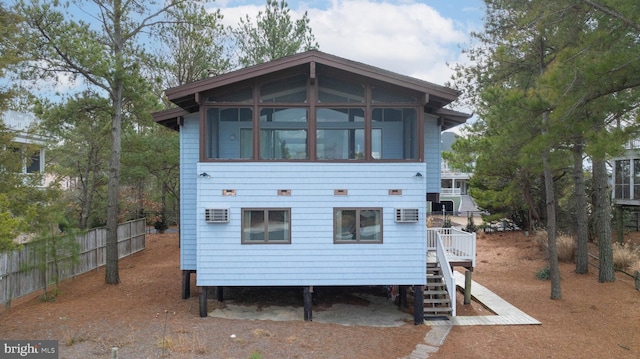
[153,51,472,321]
[440,131,470,196]
[1,110,47,187]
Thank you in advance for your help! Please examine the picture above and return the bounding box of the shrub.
[556,234,576,262]
[536,266,550,280]
[612,243,637,271]
[535,230,576,262]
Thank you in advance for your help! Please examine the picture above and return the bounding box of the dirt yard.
[1,227,639,359]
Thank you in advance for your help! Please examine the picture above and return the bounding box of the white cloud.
[216,0,474,87]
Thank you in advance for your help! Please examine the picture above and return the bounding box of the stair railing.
[435,233,456,316]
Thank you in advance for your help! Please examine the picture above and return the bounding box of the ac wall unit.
[395,208,419,223]
[205,208,229,223]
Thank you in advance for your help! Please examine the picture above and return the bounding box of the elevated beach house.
[153,51,471,321]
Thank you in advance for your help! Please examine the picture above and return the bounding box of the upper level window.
[242,208,291,244]
[11,145,42,174]
[206,108,253,159]
[334,208,382,243]
[317,108,365,160]
[634,159,640,200]
[615,159,630,199]
[259,108,308,159]
[261,74,307,103]
[372,108,418,160]
[371,86,418,103]
[318,74,364,103]
[207,87,253,103]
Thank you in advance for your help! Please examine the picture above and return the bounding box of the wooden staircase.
[424,261,453,319]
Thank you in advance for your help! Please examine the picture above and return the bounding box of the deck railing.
[427,227,476,268]
[440,188,462,196]
[434,235,456,317]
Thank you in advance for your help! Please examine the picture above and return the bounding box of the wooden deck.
[425,271,541,326]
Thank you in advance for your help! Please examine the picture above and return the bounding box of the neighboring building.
[613,140,640,205]
[153,51,471,320]
[1,110,46,187]
[612,140,640,234]
[440,131,469,196]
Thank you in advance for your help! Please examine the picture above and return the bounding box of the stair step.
[424,298,451,305]
[425,284,446,290]
[424,307,453,313]
[424,290,449,298]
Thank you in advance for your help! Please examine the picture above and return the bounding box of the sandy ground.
[0,224,639,359]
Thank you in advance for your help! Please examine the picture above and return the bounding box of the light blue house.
[153,51,470,321]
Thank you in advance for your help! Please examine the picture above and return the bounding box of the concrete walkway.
[401,271,540,358]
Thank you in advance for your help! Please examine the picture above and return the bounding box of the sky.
[5,0,485,131]
[214,0,484,89]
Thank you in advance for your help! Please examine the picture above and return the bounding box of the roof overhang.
[434,108,473,131]
[154,50,470,130]
[152,107,188,131]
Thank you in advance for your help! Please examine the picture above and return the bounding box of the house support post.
[616,205,624,244]
[464,270,472,305]
[182,270,191,299]
[303,286,313,321]
[215,286,224,302]
[199,287,208,317]
[413,285,424,325]
[399,285,407,308]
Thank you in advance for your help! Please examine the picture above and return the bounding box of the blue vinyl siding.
[195,162,427,286]
[424,114,441,193]
[180,114,199,270]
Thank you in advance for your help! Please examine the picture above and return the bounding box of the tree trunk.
[573,140,589,274]
[105,0,124,285]
[592,157,615,282]
[542,112,561,300]
[105,86,123,285]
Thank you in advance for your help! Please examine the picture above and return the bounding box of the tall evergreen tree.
[15,0,190,284]
[232,0,319,67]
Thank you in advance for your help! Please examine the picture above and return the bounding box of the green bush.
[536,266,550,280]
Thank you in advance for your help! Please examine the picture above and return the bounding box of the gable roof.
[155,50,470,130]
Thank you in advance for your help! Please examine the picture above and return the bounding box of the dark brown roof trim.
[152,107,188,131]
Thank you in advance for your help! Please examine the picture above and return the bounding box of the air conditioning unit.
[395,208,419,223]
[205,208,229,223]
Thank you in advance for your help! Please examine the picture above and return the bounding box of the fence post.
[635,270,639,291]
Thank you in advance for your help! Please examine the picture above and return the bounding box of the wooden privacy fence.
[0,219,146,307]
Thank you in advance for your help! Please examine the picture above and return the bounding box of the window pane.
[360,210,381,241]
[207,108,254,159]
[243,210,265,241]
[616,160,630,199]
[318,74,364,103]
[261,74,307,103]
[26,150,41,173]
[316,108,365,160]
[317,129,364,159]
[268,210,290,241]
[371,86,417,103]
[634,159,640,200]
[336,209,357,241]
[207,87,253,103]
[335,208,382,243]
[260,108,308,122]
[372,108,417,159]
[260,129,308,159]
[240,129,253,159]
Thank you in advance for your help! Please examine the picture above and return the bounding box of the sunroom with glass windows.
[202,64,421,163]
